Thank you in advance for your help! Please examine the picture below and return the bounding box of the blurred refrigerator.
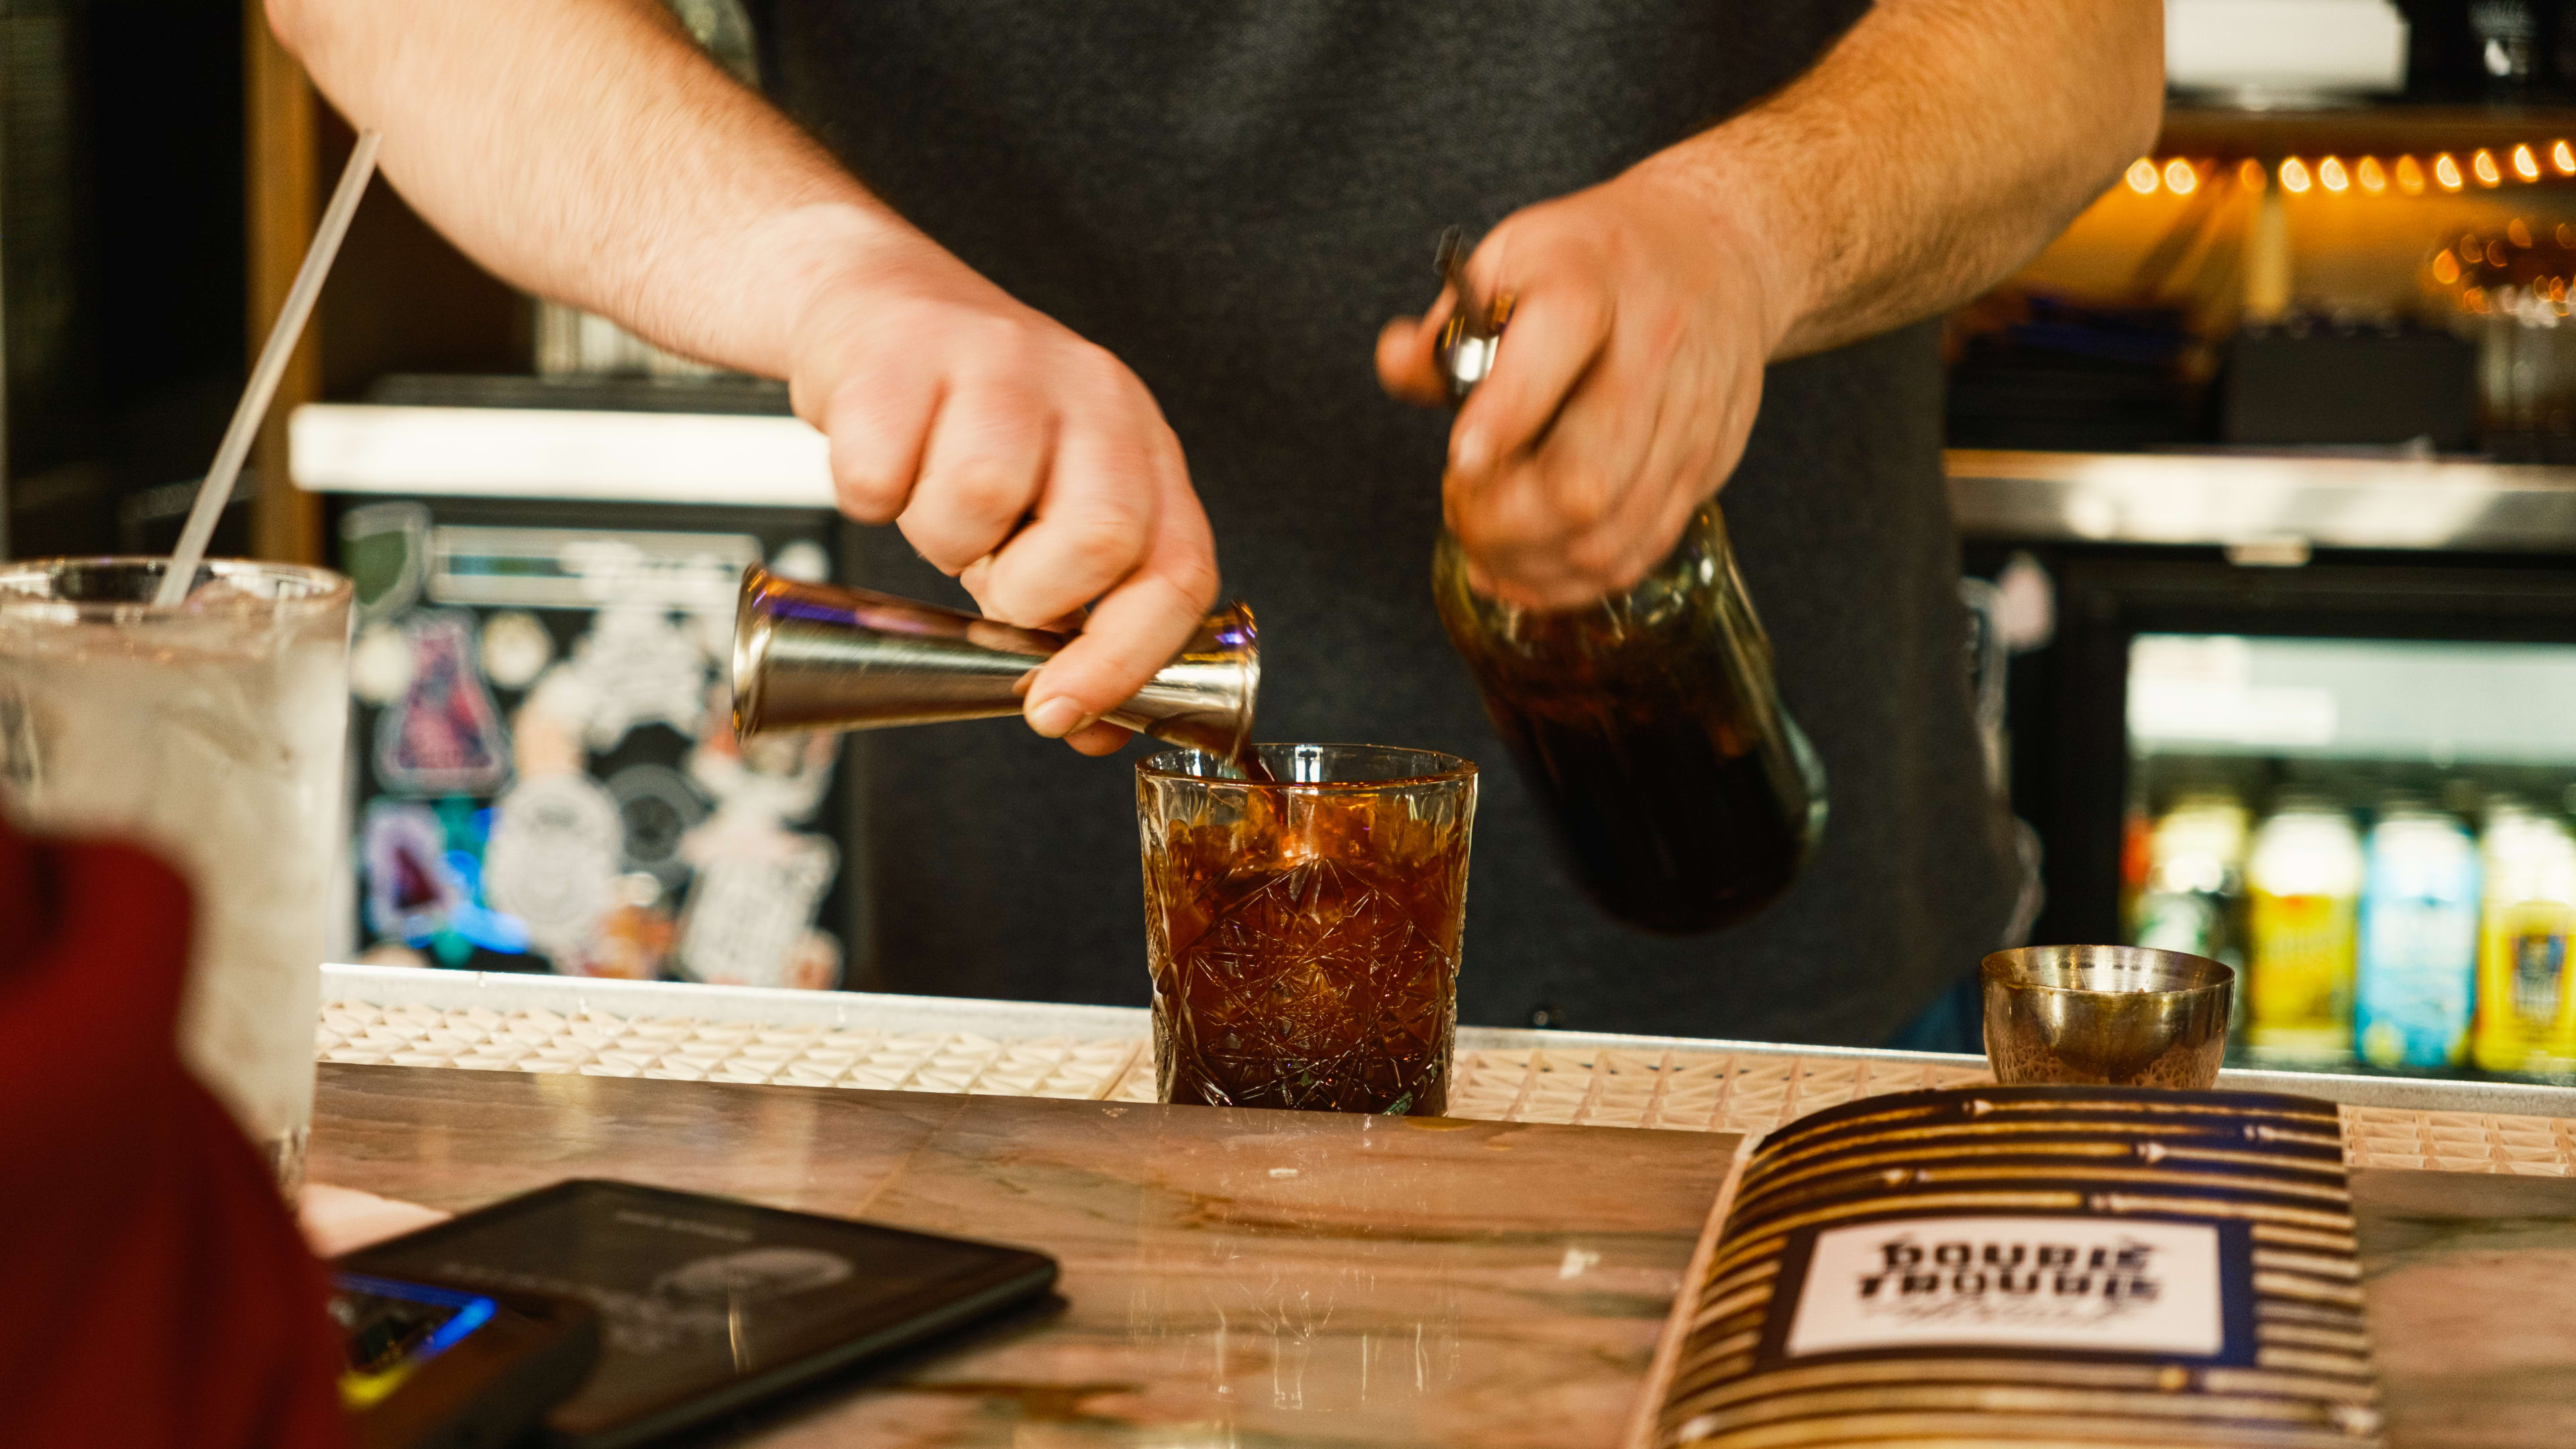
[2009,551,2576,1078]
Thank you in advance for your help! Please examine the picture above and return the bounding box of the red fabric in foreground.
[0,816,348,1448]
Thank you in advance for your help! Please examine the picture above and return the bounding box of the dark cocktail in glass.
[1137,745,1476,1116]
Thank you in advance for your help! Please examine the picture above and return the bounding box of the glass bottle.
[1428,233,1826,934]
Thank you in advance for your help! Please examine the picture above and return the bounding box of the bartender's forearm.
[265,0,906,377]
[270,0,1224,739]
[1642,0,2163,361]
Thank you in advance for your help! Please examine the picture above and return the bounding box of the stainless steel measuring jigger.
[731,566,1258,757]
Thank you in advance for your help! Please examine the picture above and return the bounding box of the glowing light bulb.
[2516,144,2542,180]
[2397,156,2428,194]
[2163,158,2197,194]
[2432,250,2463,286]
[2512,218,2535,248]
[2475,149,2503,186]
[2435,153,2464,191]
[2125,158,2159,195]
[2238,158,2266,193]
[2319,157,2350,193]
[2555,140,2575,175]
[2280,156,2312,193]
[2358,156,2388,194]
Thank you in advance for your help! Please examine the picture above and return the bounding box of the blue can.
[2356,804,2481,1068]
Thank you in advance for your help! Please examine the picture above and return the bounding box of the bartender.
[270,0,2161,1045]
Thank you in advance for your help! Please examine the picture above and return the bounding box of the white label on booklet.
[1784,1215,2224,1358]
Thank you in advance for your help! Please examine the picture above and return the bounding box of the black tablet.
[340,1179,1059,1448]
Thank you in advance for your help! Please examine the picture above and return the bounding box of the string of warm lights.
[2125,141,2576,197]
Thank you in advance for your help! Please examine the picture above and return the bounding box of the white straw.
[156,129,384,607]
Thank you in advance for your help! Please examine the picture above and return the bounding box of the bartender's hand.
[1377,170,1793,610]
[791,235,1218,755]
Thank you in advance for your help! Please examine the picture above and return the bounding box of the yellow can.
[2245,802,2364,1064]
[2247,888,2360,1058]
[2474,902,2576,1071]
[2471,806,2576,1073]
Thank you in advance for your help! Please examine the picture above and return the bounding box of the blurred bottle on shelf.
[2472,800,2576,1073]
[2245,798,2365,1064]
[531,308,722,379]
[2424,220,2576,461]
[2354,798,2481,1069]
[2129,792,2251,967]
[2402,0,2555,99]
[2131,790,2254,1045]
[2467,0,2547,97]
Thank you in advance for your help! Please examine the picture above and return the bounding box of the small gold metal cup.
[1981,945,2234,1090]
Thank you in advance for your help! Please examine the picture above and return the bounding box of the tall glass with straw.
[0,133,381,1193]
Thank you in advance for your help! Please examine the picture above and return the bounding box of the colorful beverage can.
[2245,799,2364,1063]
[2354,802,2480,1068]
[2473,805,2576,1073]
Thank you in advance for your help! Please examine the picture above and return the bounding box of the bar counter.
[313,965,2576,1447]
[315,1064,1739,1448]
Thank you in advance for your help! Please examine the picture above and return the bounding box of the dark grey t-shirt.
[748,1,2019,1044]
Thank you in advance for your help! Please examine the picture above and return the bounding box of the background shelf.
[2158,104,2576,160]
[1947,447,2576,551]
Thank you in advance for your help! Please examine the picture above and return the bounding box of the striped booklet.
[1648,1085,2381,1448]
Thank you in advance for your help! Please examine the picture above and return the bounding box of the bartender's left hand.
[1377,168,1796,610]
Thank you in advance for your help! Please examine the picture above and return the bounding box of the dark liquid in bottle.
[1145,782,1465,1116]
[1484,693,1807,934]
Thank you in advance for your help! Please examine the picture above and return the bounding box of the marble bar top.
[2352,1169,2576,1448]
[309,1066,2576,1449]
[311,1063,1743,1448]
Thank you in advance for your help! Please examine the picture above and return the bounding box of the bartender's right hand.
[786,236,1217,755]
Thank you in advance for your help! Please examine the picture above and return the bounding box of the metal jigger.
[731,566,1258,757]
[1982,945,2235,1091]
